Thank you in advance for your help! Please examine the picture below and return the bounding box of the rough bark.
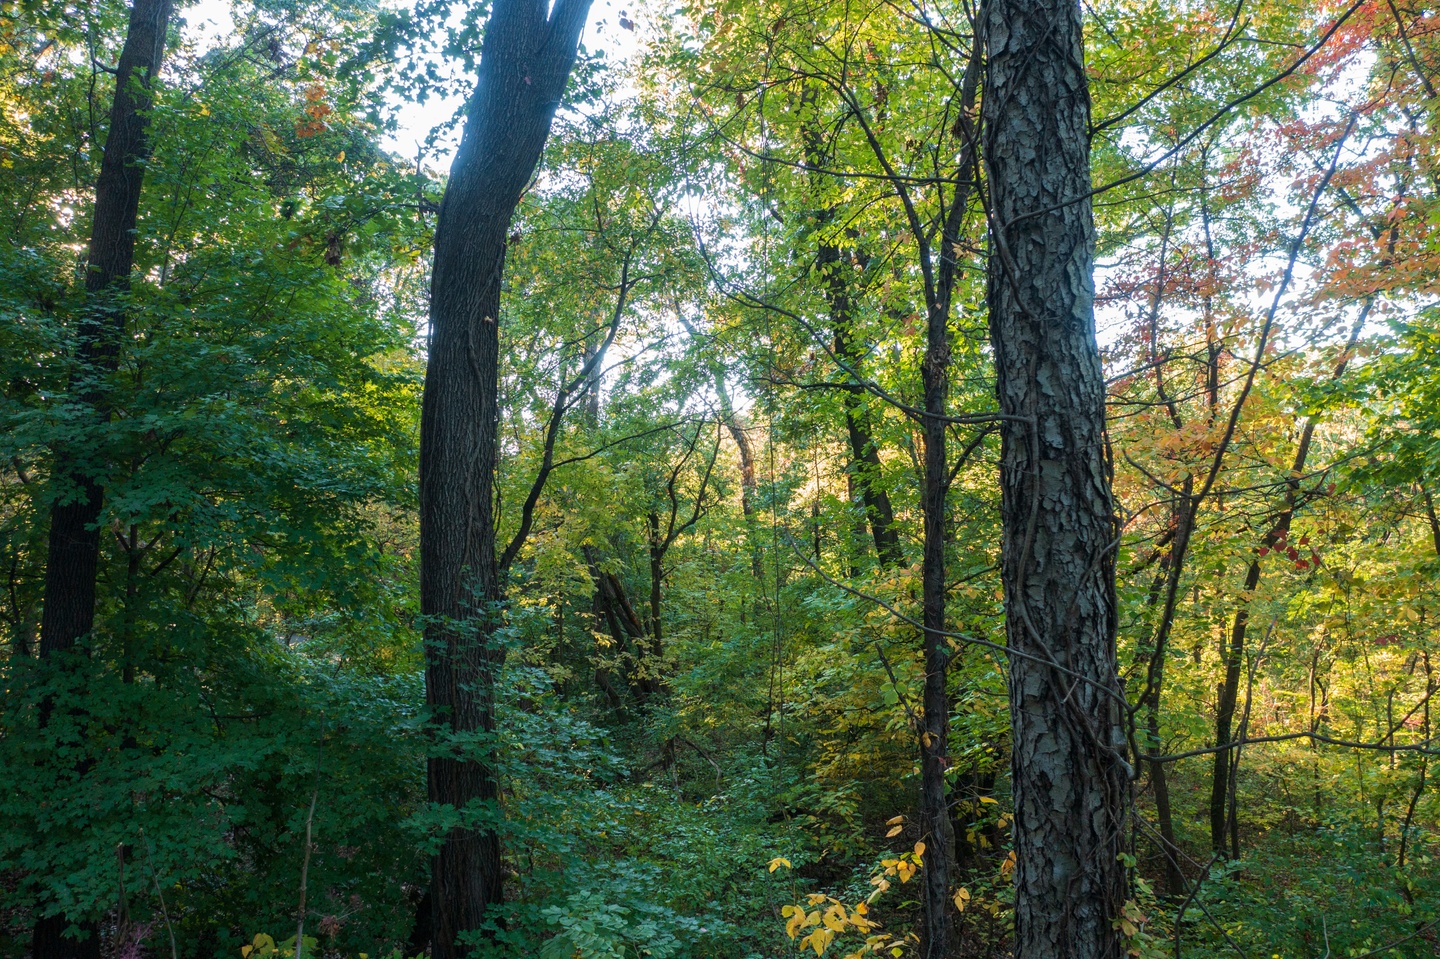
[32,1,173,955]
[983,0,1129,954]
[419,1,592,954]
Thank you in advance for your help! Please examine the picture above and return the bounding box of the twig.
[294,786,318,959]
[140,830,178,959]
[295,714,326,959]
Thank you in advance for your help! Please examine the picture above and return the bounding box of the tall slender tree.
[982,0,1129,955]
[418,0,593,954]
[32,0,174,955]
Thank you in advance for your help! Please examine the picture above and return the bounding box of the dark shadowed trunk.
[829,281,903,569]
[799,108,902,571]
[1139,484,1194,897]
[32,0,174,955]
[983,0,1129,954]
[885,25,982,958]
[917,256,956,959]
[419,0,592,954]
[39,0,172,658]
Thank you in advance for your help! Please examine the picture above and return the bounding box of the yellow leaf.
[854,902,869,915]
[335,150,345,163]
[801,928,834,956]
[885,825,903,838]
[978,797,998,805]
[921,731,934,748]
[885,815,904,826]
[913,841,926,858]
[769,857,792,872]
[241,949,252,958]
[953,887,971,911]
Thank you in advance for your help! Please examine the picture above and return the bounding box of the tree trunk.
[918,279,955,959]
[1208,311,1365,855]
[645,506,665,694]
[1140,482,1194,897]
[39,0,172,657]
[905,27,982,959]
[830,297,903,568]
[1209,555,1260,856]
[419,1,591,954]
[32,1,173,955]
[711,366,764,580]
[983,0,1129,954]
[801,106,902,571]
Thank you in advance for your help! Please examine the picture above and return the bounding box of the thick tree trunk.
[419,1,591,954]
[32,1,173,955]
[983,0,1129,955]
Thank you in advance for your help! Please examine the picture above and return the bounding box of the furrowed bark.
[983,0,1129,953]
[32,1,174,955]
[419,0,592,953]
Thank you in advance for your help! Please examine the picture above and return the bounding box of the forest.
[3,0,1440,956]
